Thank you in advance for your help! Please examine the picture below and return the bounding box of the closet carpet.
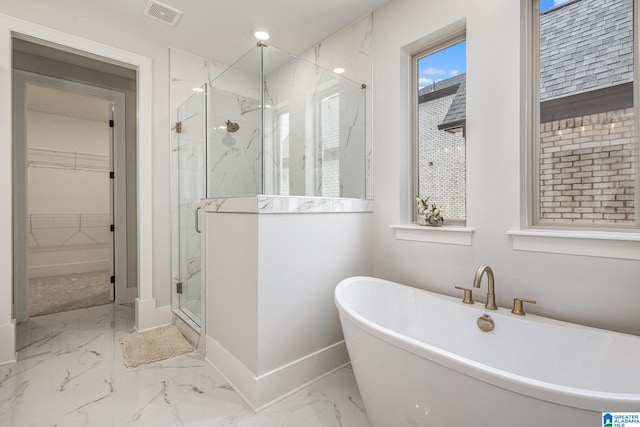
[29,270,111,317]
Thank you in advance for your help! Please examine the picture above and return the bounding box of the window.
[413,37,467,224]
[531,0,638,230]
[278,111,290,196]
[321,92,340,197]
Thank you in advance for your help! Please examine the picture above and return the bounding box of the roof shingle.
[539,0,633,101]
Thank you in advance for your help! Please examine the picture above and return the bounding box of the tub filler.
[335,276,640,427]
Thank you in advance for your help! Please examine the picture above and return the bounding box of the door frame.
[0,15,159,365]
[12,71,130,321]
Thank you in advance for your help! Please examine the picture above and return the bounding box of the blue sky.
[417,41,466,90]
[540,0,570,12]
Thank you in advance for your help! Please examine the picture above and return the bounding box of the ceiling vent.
[143,0,183,26]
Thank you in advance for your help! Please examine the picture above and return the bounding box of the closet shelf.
[27,147,110,172]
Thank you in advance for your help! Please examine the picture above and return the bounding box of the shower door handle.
[195,206,202,234]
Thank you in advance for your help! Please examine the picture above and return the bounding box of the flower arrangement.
[415,195,444,227]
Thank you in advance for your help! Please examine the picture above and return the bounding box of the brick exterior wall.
[539,108,637,224]
[418,94,466,221]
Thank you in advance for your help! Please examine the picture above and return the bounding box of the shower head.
[225,120,240,133]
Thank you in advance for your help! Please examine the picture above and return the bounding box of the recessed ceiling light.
[333,67,345,74]
[253,29,271,41]
[192,87,204,93]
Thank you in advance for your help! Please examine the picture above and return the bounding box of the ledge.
[202,196,374,214]
[391,224,474,246]
[506,229,640,260]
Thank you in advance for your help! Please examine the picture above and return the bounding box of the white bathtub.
[335,276,640,427]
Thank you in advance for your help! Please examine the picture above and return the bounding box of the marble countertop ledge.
[201,195,374,214]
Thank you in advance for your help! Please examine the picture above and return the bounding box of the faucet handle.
[454,286,475,304]
[511,298,536,315]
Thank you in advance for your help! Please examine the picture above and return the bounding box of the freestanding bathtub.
[335,276,640,427]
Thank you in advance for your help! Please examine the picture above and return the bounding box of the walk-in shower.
[172,42,367,328]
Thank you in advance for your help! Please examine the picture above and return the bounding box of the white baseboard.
[135,298,172,332]
[116,286,138,305]
[205,335,350,411]
[0,320,16,365]
[28,259,110,278]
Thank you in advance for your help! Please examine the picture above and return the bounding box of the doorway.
[13,70,129,322]
[0,24,159,360]
[25,84,114,316]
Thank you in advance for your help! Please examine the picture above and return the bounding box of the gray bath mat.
[120,325,193,368]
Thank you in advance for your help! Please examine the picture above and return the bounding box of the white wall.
[256,213,372,373]
[204,204,372,409]
[371,0,640,335]
[206,213,259,371]
[27,111,110,214]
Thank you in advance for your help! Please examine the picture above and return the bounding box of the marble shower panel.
[300,14,374,199]
[208,47,264,198]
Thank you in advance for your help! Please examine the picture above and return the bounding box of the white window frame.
[508,0,640,260]
[307,81,340,197]
[320,91,340,197]
[411,31,467,226]
[528,0,640,233]
[275,107,290,196]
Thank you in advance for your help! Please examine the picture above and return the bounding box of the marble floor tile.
[0,304,371,427]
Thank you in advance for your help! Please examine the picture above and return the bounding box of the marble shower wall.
[208,85,264,198]
[208,48,264,198]
[262,47,367,198]
[300,13,374,200]
[170,49,226,112]
[207,40,368,199]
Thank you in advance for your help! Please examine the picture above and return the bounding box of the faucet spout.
[473,265,497,310]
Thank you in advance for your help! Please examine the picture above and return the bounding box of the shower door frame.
[173,84,207,329]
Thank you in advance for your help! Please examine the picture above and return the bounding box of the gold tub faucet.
[473,265,497,310]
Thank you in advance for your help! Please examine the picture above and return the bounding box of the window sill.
[391,224,474,246]
[506,229,640,260]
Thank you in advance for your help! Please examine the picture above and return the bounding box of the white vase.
[417,205,428,226]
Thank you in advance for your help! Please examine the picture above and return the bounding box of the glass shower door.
[176,87,206,325]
